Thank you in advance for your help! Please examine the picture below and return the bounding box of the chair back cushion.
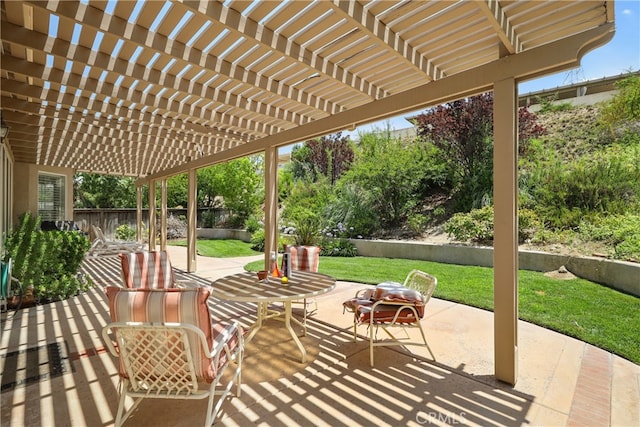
[119,251,176,288]
[286,245,320,272]
[106,286,216,381]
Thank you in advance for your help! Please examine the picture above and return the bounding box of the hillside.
[419,104,639,262]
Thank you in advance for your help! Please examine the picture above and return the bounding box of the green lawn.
[170,239,639,364]
[170,239,262,257]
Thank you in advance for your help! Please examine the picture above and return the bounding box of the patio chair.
[343,269,437,366]
[102,286,243,427]
[1,258,22,311]
[87,225,144,256]
[284,245,321,324]
[119,250,197,289]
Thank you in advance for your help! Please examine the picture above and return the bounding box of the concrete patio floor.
[1,246,638,426]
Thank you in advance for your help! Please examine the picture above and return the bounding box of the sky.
[328,0,640,141]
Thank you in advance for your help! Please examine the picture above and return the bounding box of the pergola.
[0,0,615,385]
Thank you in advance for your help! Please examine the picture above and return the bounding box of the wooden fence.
[73,208,230,238]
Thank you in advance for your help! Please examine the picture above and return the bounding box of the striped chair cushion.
[119,251,176,289]
[106,286,227,382]
[357,304,423,324]
[286,245,320,272]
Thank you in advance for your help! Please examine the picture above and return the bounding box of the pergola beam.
[477,0,521,55]
[180,0,383,101]
[330,0,444,81]
[139,23,613,185]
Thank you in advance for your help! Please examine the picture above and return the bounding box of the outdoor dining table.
[211,271,336,363]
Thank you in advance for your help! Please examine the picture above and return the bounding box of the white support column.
[264,147,278,270]
[493,77,519,385]
[160,178,168,251]
[136,185,143,243]
[148,180,156,252]
[187,168,197,272]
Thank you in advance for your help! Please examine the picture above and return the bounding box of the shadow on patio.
[1,253,637,426]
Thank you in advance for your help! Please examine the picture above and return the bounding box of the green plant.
[250,228,266,252]
[202,210,216,228]
[115,224,136,240]
[578,214,640,260]
[444,206,494,243]
[444,206,541,244]
[318,222,358,257]
[284,208,322,246]
[529,144,640,228]
[249,229,287,253]
[3,212,93,303]
[319,237,357,257]
[599,74,640,137]
[244,215,263,233]
[537,94,574,113]
[407,213,430,235]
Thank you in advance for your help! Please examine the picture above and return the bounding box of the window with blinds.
[38,173,65,221]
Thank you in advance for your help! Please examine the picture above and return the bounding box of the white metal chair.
[102,287,243,426]
[343,270,437,366]
[118,250,199,289]
[284,245,321,323]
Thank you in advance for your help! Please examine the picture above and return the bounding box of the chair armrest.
[210,321,244,366]
[363,299,423,324]
[354,288,374,299]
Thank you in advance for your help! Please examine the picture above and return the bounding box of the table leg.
[244,301,266,344]
[284,300,307,363]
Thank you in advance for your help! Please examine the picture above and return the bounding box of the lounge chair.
[87,225,144,256]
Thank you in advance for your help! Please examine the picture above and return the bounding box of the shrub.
[166,215,187,239]
[244,215,263,233]
[319,237,357,257]
[444,206,541,244]
[250,228,266,252]
[318,221,358,257]
[530,144,640,228]
[249,228,288,253]
[578,214,640,260]
[115,224,136,240]
[407,213,430,235]
[445,206,494,243]
[3,212,93,303]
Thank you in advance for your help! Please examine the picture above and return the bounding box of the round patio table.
[211,270,336,363]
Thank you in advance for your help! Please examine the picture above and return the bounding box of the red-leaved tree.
[292,132,354,185]
[414,92,545,209]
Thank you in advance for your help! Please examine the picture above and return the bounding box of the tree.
[290,132,354,185]
[414,92,545,210]
[211,157,263,226]
[74,173,137,208]
[335,131,445,230]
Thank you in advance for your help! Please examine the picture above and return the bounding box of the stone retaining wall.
[195,230,639,297]
[351,239,640,297]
